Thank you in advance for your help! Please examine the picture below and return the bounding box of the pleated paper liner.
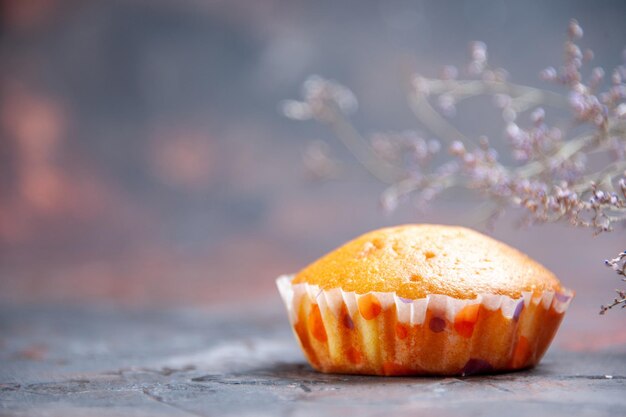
[276,275,573,376]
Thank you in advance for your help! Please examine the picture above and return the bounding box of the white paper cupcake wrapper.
[277,275,573,325]
[276,274,573,376]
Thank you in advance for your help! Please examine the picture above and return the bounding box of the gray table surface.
[0,303,624,417]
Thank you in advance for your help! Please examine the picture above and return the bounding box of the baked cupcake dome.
[278,224,572,376]
[293,224,562,299]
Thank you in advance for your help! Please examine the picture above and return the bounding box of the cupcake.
[276,224,572,376]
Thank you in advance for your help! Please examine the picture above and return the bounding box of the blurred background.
[0,0,625,348]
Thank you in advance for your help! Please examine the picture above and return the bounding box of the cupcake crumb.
[410,273,423,282]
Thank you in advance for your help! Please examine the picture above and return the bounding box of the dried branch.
[283,19,626,313]
[600,251,626,314]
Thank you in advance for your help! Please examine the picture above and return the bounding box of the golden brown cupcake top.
[293,224,561,299]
